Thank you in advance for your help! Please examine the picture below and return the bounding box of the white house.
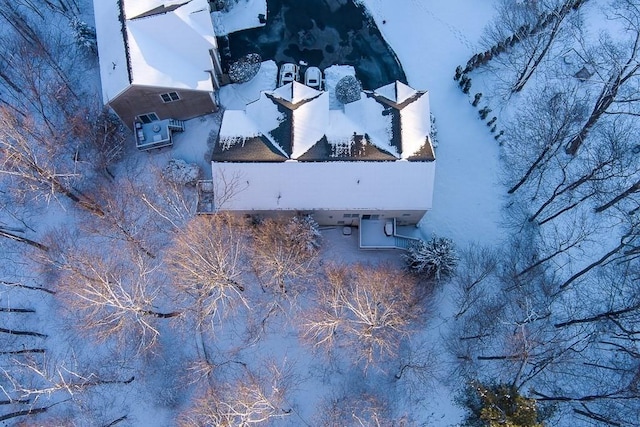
[211,79,436,233]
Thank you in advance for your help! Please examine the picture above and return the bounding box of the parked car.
[278,63,299,86]
[304,66,323,90]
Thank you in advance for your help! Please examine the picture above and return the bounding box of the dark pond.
[220,0,406,90]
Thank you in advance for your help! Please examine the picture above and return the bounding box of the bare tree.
[480,0,584,94]
[504,86,586,195]
[565,0,640,155]
[304,263,422,367]
[452,244,498,320]
[42,230,178,352]
[314,390,405,427]
[166,213,250,329]
[88,110,127,178]
[250,216,321,294]
[138,166,198,230]
[0,107,102,214]
[0,350,134,425]
[179,360,293,426]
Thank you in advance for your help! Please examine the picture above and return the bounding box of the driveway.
[222,0,406,89]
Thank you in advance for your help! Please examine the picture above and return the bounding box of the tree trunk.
[560,239,627,289]
[565,33,640,155]
[512,6,568,93]
[0,327,47,338]
[595,179,640,213]
[0,228,48,251]
[554,303,640,328]
[0,407,48,422]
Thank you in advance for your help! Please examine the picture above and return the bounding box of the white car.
[278,63,299,86]
[304,66,322,90]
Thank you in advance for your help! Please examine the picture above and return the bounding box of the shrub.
[228,53,262,83]
[163,159,201,186]
[335,75,362,104]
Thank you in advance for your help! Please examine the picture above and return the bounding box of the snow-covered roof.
[93,0,130,103]
[212,161,436,211]
[215,79,433,161]
[344,95,397,156]
[124,0,189,18]
[94,0,217,104]
[399,91,431,159]
[219,110,260,139]
[374,80,418,104]
[272,81,323,105]
[326,110,363,145]
[292,92,329,158]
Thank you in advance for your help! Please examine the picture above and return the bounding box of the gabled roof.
[245,93,292,156]
[344,95,397,157]
[374,80,418,105]
[215,80,434,162]
[398,90,432,159]
[368,84,432,160]
[94,0,217,104]
[291,92,330,158]
[127,1,191,19]
[271,81,323,107]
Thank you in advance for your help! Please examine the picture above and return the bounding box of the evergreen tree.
[472,93,482,107]
[458,381,548,427]
[463,78,472,94]
[455,65,463,81]
[404,236,458,280]
[69,17,97,55]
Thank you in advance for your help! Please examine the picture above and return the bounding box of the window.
[362,215,371,220]
[137,112,159,124]
[160,91,180,103]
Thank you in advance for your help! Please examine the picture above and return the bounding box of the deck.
[358,218,421,250]
[134,119,185,150]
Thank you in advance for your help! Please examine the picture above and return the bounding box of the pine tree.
[69,17,97,55]
[455,66,463,81]
[404,236,458,280]
[472,93,483,107]
[463,78,472,94]
[458,381,547,427]
[479,106,492,120]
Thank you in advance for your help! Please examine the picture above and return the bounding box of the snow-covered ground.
[361,0,502,246]
[212,0,267,35]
